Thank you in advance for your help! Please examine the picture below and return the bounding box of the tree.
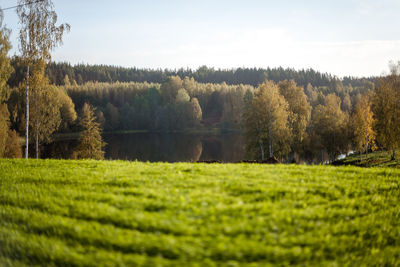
[0,105,22,158]
[311,94,350,161]
[373,62,400,160]
[0,104,9,156]
[0,13,13,102]
[188,97,202,126]
[160,76,183,104]
[0,14,21,158]
[105,103,119,130]
[351,93,376,156]
[74,103,105,160]
[243,80,290,160]
[175,88,190,103]
[58,88,77,132]
[17,0,70,158]
[278,80,311,153]
[341,93,352,113]
[29,61,62,158]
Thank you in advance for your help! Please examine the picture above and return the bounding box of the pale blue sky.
[1,0,400,77]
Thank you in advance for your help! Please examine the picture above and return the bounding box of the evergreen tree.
[74,103,105,160]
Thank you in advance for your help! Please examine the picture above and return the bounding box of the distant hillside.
[8,57,376,88]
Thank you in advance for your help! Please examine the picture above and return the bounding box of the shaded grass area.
[0,159,400,266]
[333,150,400,168]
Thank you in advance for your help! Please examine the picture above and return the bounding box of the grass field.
[0,159,400,266]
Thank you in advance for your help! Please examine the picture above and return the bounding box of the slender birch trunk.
[36,124,39,159]
[25,65,29,159]
[260,142,264,161]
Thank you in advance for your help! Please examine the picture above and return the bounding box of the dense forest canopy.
[7,58,376,88]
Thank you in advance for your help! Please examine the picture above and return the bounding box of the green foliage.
[62,80,252,131]
[0,159,400,266]
[311,94,350,160]
[74,103,105,160]
[0,25,13,102]
[278,80,311,151]
[58,88,77,132]
[29,62,63,146]
[17,0,70,64]
[244,80,291,160]
[39,62,375,88]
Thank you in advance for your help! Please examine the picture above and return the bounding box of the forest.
[0,2,399,162]
[2,57,398,162]
[8,58,376,88]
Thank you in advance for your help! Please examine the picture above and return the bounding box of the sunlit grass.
[1,159,399,266]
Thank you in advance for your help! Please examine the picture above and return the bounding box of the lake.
[42,132,245,162]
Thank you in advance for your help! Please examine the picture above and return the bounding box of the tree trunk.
[269,139,273,158]
[268,128,273,158]
[34,88,39,159]
[260,142,264,161]
[36,125,39,159]
[25,65,29,159]
[392,150,395,161]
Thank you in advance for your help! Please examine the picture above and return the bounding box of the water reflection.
[42,132,245,162]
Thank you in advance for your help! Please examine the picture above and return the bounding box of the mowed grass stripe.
[1,159,400,266]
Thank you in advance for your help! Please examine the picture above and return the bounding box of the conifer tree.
[74,103,105,160]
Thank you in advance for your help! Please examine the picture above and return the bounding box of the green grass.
[333,150,400,168]
[1,159,400,266]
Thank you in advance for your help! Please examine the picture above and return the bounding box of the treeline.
[7,58,375,88]
[63,78,254,131]
[61,75,374,133]
[60,68,400,163]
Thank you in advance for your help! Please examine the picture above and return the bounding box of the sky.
[1,0,400,77]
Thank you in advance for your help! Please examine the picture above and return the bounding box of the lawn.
[0,159,399,266]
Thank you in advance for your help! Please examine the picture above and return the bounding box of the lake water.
[43,132,245,162]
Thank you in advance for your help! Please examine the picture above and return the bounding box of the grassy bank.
[0,159,399,266]
[333,150,400,168]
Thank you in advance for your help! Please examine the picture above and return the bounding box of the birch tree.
[373,62,400,160]
[351,93,376,156]
[17,0,70,158]
[244,80,290,160]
